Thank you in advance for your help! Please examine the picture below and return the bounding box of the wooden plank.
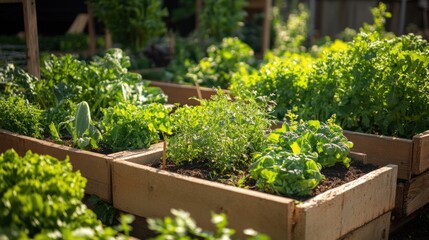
[404,169,429,216]
[87,4,97,55]
[67,13,88,34]
[112,156,294,240]
[344,130,413,180]
[148,80,224,105]
[246,0,265,9]
[261,0,272,56]
[293,165,398,240]
[22,0,40,79]
[0,129,112,202]
[341,212,391,240]
[412,131,429,175]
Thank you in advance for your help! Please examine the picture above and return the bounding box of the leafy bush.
[303,33,429,138]
[250,116,352,196]
[0,97,43,138]
[186,37,255,89]
[167,91,272,175]
[89,0,168,50]
[0,63,37,101]
[197,0,246,41]
[148,209,270,240]
[0,149,122,239]
[101,103,172,152]
[40,48,167,119]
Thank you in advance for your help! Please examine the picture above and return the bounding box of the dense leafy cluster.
[101,103,172,152]
[0,97,43,138]
[89,0,168,50]
[250,117,352,196]
[148,209,269,240]
[0,48,168,151]
[186,37,255,89]
[40,48,167,119]
[0,149,122,239]
[168,91,272,175]
[197,0,246,42]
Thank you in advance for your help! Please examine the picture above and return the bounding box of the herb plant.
[250,116,352,196]
[148,209,270,240]
[58,101,102,150]
[89,0,168,50]
[101,103,172,152]
[0,149,124,239]
[197,0,246,42]
[0,97,43,138]
[186,37,255,89]
[167,91,272,175]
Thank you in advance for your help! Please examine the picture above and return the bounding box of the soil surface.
[389,205,429,240]
[149,159,378,201]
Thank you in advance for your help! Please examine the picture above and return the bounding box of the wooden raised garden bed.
[343,130,429,221]
[112,149,398,240]
[343,130,429,180]
[0,129,163,203]
[148,80,224,106]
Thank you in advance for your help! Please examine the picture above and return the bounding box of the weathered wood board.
[293,165,397,240]
[0,129,163,203]
[113,149,397,240]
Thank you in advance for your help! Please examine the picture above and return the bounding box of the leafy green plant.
[272,3,309,54]
[101,102,172,152]
[251,148,322,196]
[197,0,246,42]
[250,116,352,196]
[0,149,125,239]
[89,0,168,50]
[167,91,272,175]
[58,101,102,150]
[87,195,118,226]
[0,97,43,138]
[186,37,255,89]
[40,48,167,119]
[148,209,270,240]
[0,63,37,101]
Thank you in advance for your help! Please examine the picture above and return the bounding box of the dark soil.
[149,159,378,201]
[389,204,429,240]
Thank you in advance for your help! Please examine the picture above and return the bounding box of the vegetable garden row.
[1,2,429,240]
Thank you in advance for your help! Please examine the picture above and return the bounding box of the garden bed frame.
[112,149,397,240]
[0,129,163,203]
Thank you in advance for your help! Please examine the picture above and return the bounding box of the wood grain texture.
[148,80,223,105]
[293,165,398,240]
[344,130,412,180]
[412,132,429,175]
[0,129,164,203]
[22,0,40,78]
[112,156,294,240]
[341,212,391,240]
[404,169,429,216]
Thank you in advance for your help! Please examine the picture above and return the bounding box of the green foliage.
[251,148,322,196]
[40,48,167,119]
[250,116,352,196]
[361,2,392,37]
[101,103,172,152]
[148,209,270,240]
[87,195,118,226]
[304,33,429,138]
[0,149,131,239]
[89,0,168,50]
[0,63,37,101]
[272,3,309,54]
[232,52,314,119]
[197,0,246,41]
[271,116,353,168]
[186,37,255,89]
[167,91,272,175]
[0,97,43,138]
